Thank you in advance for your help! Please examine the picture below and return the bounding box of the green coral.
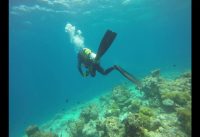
[96,116,125,137]
[160,71,191,110]
[110,101,120,110]
[80,104,99,123]
[139,107,154,117]
[105,108,120,117]
[161,91,191,106]
[140,75,162,100]
[175,92,191,105]
[105,100,121,117]
[111,85,132,108]
[176,106,191,136]
[128,99,141,112]
[123,107,160,137]
[103,116,125,137]
[123,113,146,137]
[82,120,98,137]
[162,98,175,112]
[67,119,85,137]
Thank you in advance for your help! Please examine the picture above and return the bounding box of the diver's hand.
[93,58,100,64]
[83,71,89,77]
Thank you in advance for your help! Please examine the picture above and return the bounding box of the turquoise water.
[9,0,191,137]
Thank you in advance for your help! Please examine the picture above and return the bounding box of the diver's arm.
[78,59,89,77]
[77,53,90,77]
[77,53,84,76]
[78,60,84,77]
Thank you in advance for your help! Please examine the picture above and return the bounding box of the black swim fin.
[115,65,142,87]
[95,29,117,61]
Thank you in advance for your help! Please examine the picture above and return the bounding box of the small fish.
[65,99,69,103]
[172,64,176,67]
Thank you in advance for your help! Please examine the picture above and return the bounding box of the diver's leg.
[89,66,96,77]
[104,67,116,74]
[95,64,115,75]
[95,30,117,61]
[114,65,142,87]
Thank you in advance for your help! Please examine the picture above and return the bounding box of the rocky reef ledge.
[24,70,191,137]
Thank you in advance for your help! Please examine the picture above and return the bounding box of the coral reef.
[24,70,191,137]
[25,125,58,137]
[140,70,163,102]
[102,116,125,137]
[67,119,85,137]
[111,85,132,108]
[80,104,99,123]
[150,69,160,77]
[82,120,98,137]
[127,99,141,113]
[26,125,40,137]
[176,105,192,136]
[162,98,175,111]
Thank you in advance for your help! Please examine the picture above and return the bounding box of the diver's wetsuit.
[77,51,116,77]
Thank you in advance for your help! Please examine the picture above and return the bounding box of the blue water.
[9,0,191,137]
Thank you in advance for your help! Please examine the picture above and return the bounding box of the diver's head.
[81,48,96,60]
[82,48,92,55]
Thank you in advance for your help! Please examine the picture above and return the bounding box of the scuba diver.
[77,29,142,87]
[78,47,117,77]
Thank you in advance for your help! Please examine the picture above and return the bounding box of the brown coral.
[80,104,99,123]
[25,125,58,137]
